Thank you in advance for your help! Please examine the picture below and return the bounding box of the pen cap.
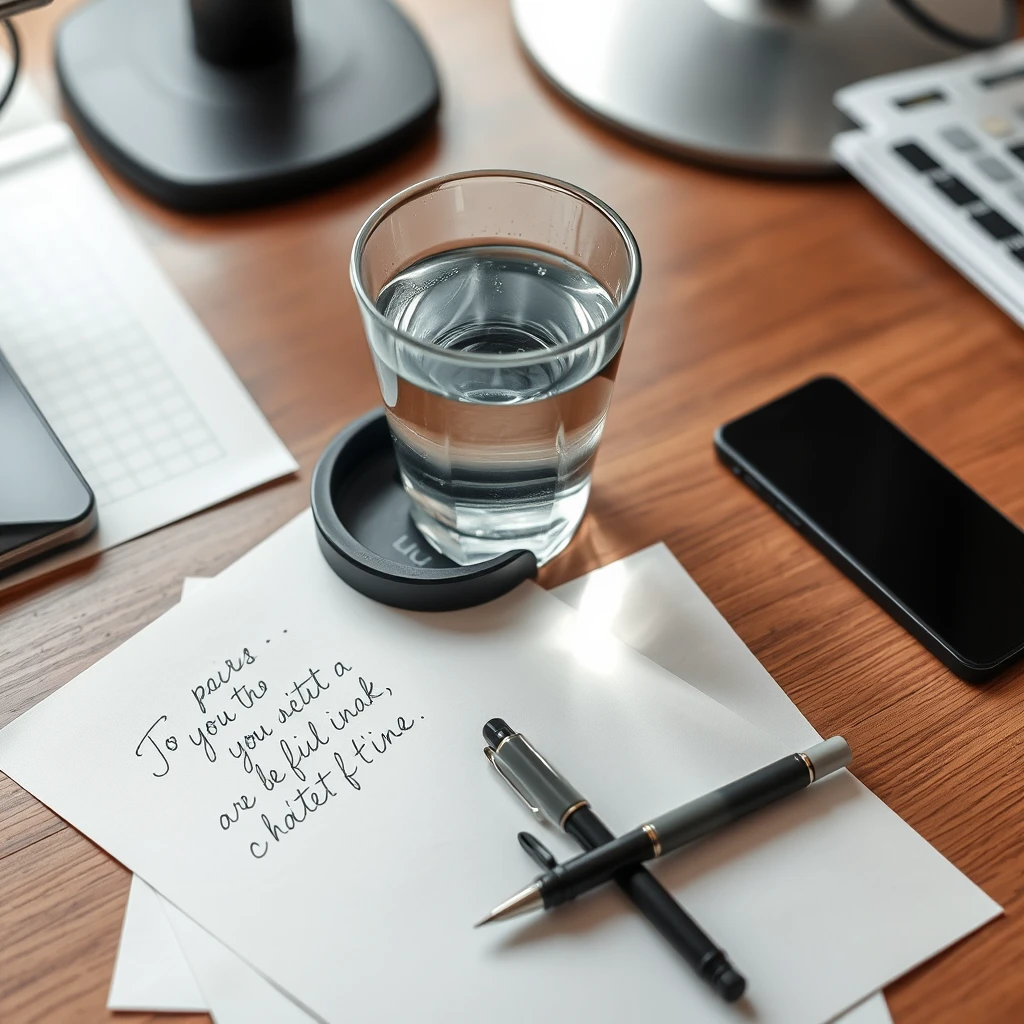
[495,735,587,829]
[805,737,852,780]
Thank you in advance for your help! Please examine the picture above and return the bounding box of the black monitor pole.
[190,0,297,68]
[56,0,439,212]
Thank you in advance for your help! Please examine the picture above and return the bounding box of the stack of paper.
[0,515,999,1024]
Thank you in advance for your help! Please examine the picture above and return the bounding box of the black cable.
[889,0,1017,51]
[0,19,20,119]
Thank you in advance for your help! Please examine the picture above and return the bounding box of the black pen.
[480,718,746,1003]
[480,736,852,923]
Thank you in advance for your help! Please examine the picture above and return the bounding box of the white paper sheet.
[114,557,892,1024]
[107,875,207,1014]
[0,79,297,589]
[554,545,820,749]
[557,547,895,1024]
[0,514,997,1024]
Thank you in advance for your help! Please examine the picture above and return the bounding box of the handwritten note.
[0,513,1000,1024]
[111,563,896,1024]
[134,639,430,864]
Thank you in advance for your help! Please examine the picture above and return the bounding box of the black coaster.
[311,409,537,611]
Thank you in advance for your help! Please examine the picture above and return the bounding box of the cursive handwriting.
[279,719,330,783]
[331,713,418,792]
[188,708,237,763]
[219,793,257,831]
[228,723,274,774]
[230,679,268,710]
[277,668,329,724]
[249,771,337,859]
[325,676,392,733]
[191,648,257,714]
[135,716,178,778]
[137,649,424,863]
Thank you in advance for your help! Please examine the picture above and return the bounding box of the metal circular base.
[55,0,440,211]
[512,0,997,175]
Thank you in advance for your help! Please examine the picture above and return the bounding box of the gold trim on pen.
[642,823,662,857]
[798,751,815,782]
[559,800,589,829]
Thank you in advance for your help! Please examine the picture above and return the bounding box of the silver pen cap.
[804,736,852,780]
[484,720,587,829]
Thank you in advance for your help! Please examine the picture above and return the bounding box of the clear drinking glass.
[351,170,640,566]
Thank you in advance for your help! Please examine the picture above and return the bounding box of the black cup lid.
[310,408,537,611]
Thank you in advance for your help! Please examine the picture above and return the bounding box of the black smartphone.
[0,348,96,576]
[714,376,1024,682]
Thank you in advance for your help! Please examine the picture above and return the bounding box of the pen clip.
[484,746,544,821]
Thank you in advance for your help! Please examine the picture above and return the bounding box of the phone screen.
[0,351,93,525]
[717,377,1024,675]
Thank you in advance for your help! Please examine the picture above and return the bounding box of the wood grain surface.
[2,2,1023,1022]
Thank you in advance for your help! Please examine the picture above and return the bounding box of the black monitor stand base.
[55,0,440,212]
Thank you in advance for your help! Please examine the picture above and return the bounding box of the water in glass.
[372,243,623,565]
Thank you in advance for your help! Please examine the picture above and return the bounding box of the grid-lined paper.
[0,199,225,507]
[0,93,296,588]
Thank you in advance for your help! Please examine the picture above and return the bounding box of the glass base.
[408,481,590,568]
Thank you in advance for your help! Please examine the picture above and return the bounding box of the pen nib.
[473,881,544,927]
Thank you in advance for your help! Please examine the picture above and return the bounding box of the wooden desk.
[2,2,1023,1021]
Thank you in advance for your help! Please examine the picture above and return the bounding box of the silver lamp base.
[512,0,1000,175]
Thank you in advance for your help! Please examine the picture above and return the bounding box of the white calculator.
[834,41,1024,328]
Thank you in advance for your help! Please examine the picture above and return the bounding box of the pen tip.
[472,882,544,928]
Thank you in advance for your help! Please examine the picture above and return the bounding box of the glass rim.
[349,169,641,368]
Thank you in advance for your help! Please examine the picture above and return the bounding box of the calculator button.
[933,174,979,206]
[975,156,1015,182]
[893,142,941,172]
[1008,246,1024,266]
[972,208,1020,240]
[1012,187,1024,208]
[940,126,978,151]
[981,116,1013,138]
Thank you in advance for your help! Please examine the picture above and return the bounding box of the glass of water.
[351,170,640,567]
